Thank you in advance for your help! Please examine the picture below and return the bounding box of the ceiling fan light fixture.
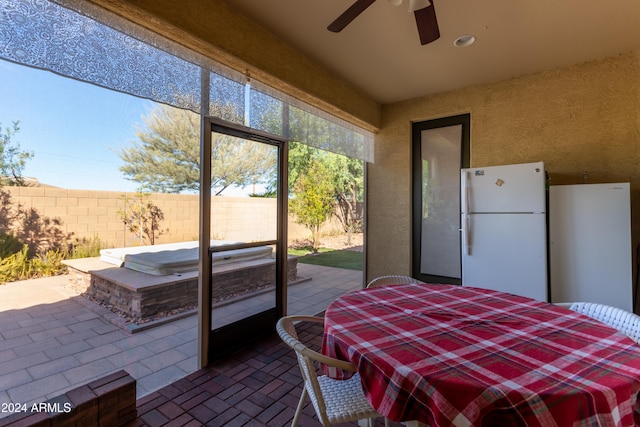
[408,0,430,12]
[454,34,476,48]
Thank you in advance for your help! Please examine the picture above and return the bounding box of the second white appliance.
[549,183,632,311]
[461,161,548,301]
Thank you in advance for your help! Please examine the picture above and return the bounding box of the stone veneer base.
[63,256,298,324]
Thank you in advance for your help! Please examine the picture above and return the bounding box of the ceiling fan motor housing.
[329,0,440,45]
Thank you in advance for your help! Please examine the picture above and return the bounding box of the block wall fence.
[3,187,339,249]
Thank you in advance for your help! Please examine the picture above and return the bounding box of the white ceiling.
[221,0,640,105]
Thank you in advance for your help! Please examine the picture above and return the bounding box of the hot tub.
[99,241,273,275]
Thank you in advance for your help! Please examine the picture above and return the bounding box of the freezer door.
[462,162,546,213]
[461,213,548,301]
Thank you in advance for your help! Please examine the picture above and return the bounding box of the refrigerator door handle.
[461,170,469,215]
[461,171,471,255]
[463,215,471,255]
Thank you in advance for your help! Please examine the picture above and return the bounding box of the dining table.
[321,283,640,427]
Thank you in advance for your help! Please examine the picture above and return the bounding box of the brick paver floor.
[129,319,401,427]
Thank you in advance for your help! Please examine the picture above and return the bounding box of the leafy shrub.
[0,245,67,284]
[30,250,67,277]
[67,235,102,259]
[0,232,22,258]
[0,245,31,283]
[0,233,106,284]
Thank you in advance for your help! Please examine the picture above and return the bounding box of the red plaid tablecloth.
[322,283,640,426]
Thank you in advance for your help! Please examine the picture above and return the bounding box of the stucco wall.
[368,51,640,282]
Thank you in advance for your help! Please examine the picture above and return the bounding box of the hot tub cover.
[100,241,273,275]
[99,241,209,267]
[123,245,273,275]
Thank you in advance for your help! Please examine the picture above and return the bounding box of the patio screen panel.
[0,0,373,161]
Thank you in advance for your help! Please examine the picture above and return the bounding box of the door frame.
[411,114,470,284]
[198,116,288,365]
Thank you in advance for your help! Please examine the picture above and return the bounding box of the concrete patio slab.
[0,263,363,418]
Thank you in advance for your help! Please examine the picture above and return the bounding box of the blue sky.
[0,59,151,192]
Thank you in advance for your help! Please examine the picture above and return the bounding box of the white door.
[462,213,548,301]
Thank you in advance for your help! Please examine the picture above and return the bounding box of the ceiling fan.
[327,0,440,45]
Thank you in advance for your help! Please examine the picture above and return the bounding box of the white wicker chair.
[366,275,425,288]
[276,315,383,427]
[561,302,640,344]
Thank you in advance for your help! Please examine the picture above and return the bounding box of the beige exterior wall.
[5,187,198,248]
[3,187,338,249]
[368,51,640,281]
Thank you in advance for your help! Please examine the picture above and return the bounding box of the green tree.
[326,154,364,244]
[288,141,316,193]
[0,121,33,186]
[289,160,335,253]
[288,142,364,243]
[119,104,277,195]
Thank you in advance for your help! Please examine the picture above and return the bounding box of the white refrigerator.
[461,161,548,301]
[549,183,632,311]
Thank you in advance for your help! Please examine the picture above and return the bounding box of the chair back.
[366,275,424,288]
[276,315,356,426]
[568,302,640,344]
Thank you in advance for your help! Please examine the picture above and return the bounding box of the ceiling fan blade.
[328,0,377,32]
[414,1,440,45]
